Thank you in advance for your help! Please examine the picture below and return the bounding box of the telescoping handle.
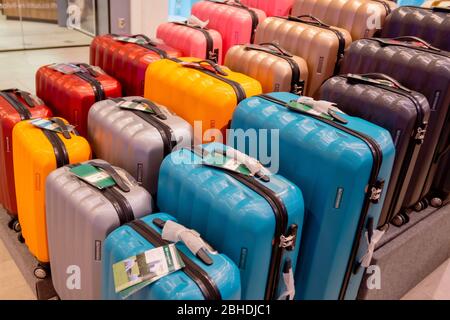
[346,73,412,93]
[246,42,293,57]
[288,15,331,28]
[180,59,229,76]
[89,161,131,193]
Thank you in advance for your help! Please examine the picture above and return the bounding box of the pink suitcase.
[241,0,294,16]
[192,0,267,57]
[157,21,223,64]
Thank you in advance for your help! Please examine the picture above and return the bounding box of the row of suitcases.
[0,0,448,301]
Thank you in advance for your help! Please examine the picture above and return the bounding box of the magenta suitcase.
[241,0,294,16]
[192,0,267,57]
[157,21,223,64]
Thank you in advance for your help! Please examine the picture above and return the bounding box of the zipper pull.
[369,180,385,204]
[279,224,298,251]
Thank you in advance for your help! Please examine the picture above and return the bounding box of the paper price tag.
[118,101,155,114]
[30,118,75,134]
[70,164,116,190]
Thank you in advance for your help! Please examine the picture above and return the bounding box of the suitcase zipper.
[128,220,222,300]
[74,72,106,102]
[257,94,383,299]
[0,91,32,121]
[173,23,218,63]
[102,187,135,226]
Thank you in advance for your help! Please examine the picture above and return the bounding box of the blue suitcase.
[158,143,304,300]
[229,93,396,300]
[102,213,241,300]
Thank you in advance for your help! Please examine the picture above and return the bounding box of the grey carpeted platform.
[358,205,450,300]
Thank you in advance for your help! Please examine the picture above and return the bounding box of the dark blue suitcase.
[230,92,396,300]
[158,143,304,300]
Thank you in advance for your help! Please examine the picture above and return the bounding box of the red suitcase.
[0,89,52,222]
[36,63,122,138]
[90,34,181,96]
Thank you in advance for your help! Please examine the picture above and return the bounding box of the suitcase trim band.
[73,71,106,102]
[0,91,32,120]
[129,219,222,300]
[41,129,70,168]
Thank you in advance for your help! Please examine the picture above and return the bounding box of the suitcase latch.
[415,127,427,145]
[369,180,385,204]
[280,224,298,251]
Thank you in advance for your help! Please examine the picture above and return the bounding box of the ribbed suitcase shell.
[381,6,450,51]
[241,0,294,16]
[46,160,153,300]
[224,44,309,94]
[103,213,241,300]
[291,0,397,40]
[88,97,193,196]
[13,119,91,263]
[157,22,223,64]
[341,38,450,211]
[320,75,431,227]
[254,16,352,97]
[0,90,52,216]
[90,35,181,96]
[422,0,450,8]
[36,64,122,138]
[191,1,267,57]
[158,143,304,300]
[144,58,262,144]
[230,92,395,300]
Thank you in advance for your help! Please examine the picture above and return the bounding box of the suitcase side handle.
[1,88,41,108]
[380,36,441,52]
[179,60,229,76]
[89,161,131,193]
[131,98,168,120]
[346,73,412,93]
[247,43,293,57]
[287,15,330,28]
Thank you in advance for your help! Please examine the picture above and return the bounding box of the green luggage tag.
[117,101,155,114]
[287,101,335,121]
[70,164,117,190]
[202,151,252,176]
[287,99,348,125]
[30,118,76,134]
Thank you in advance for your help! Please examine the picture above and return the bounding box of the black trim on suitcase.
[257,94,384,300]
[128,220,222,300]
[173,22,219,63]
[0,91,32,121]
[74,71,106,102]
[41,129,70,169]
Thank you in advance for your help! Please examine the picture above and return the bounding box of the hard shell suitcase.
[144,58,262,144]
[191,0,267,57]
[240,0,294,16]
[36,63,122,138]
[398,0,426,5]
[224,43,309,95]
[46,160,153,300]
[381,6,450,51]
[103,213,241,300]
[340,37,450,212]
[88,97,193,197]
[320,74,431,227]
[157,21,223,64]
[90,34,181,96]
[158,143,304,300]
[230,93,395,300]
[254,15,352,97]
[291,0,397,40]
[0,89,52,218]
[422,0,450,8]
[13,118,91,268]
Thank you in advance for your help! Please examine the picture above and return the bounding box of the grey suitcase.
[46,160,153,300]
[320,74,431,228]
[87,97,193,196]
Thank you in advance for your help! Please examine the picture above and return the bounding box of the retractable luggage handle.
[153,218,215,266]
[288,15,331,28]
[245,43,294,57]
[88,161,131,193]
[179,59,229,76]
[346,73,412,93]
[1,88,40,108]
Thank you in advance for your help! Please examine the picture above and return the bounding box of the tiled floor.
[0,46,449,300]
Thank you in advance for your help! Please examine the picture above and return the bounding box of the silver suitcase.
[46,160,153,300]
[88,97,193,196]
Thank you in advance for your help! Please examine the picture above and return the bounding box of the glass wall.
[0,0,103,51]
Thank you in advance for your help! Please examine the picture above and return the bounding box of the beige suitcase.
[224,43,309,95]
[422,0,450,7]
[292,0,397,41]
[254,15,351,97]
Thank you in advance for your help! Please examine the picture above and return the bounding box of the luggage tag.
[69,164,117,190]
[186,15,209,29]
[287,97,348,125]
[112,243,185,298]
[113,36,149,46]
[30,118,76,135]
[48,63,83,75]
[117,101,155,114]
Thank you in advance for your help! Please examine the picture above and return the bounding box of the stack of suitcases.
[0,0,448,301]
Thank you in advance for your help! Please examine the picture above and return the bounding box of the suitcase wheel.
[34,265,49,280]
[17,232,25,244]
[7,218,21,232]
[414,198,429,212]
[431,197,443,209]
[391,212,410,228]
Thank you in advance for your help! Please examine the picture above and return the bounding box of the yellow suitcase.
[13,118,91,274]
[144,58,262,143]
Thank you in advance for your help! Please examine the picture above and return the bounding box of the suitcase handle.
[72,63,100,78]
[380,36,441,52]
[288,15,330,28]
[346,73,411,93]
[1,88,40,108]
[51,118,72,140]
[209,0,250,10]
[132,98,168,120]
[247,43,293,57]
[180,60,229,76]
[89,161,131,193]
